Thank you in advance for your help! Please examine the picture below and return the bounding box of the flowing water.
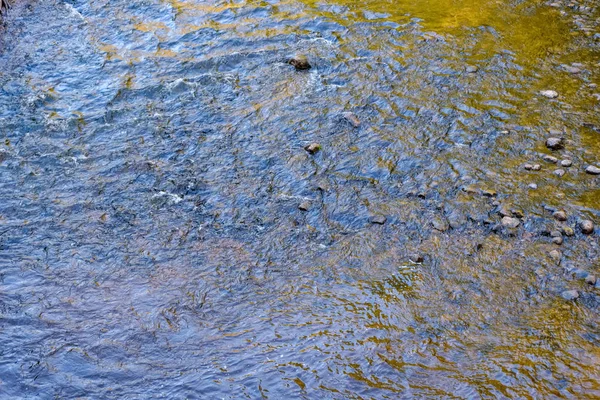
[1,0,600,398]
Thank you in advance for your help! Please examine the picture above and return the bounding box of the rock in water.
[553,210,567,221]
[370,215,387,225]
[540,90,559,99]
[409,254,424,263]
[501,216,520,228]
[342,112,361,128]
[561,290,579,300]
[289,56,311,70]
[585,165,600,175]
[580,220,594,234]
[298,201,311,211]
[465,65,478,73]
[304,143,321,154]
[546,137,564,150]
[560,159,572,167]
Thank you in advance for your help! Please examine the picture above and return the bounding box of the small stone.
[498,205,512,217]
[543,155,558,163]
[532,164,541,171]
[501,216,520,228]
[586,275,597,285]
[465,65,479,73]
[552,236,563,245]
[342,112,361,128]
[561,290,579,300]
[546,137,564,150]
[289,56,311,70]
[563,65,581,74]
[304,143,321,154]
[540,90,559,99]
[560,159,572,167]
[524,163,534,170]
[462,185,478,194]
[409,254,424,263]
[580,220,594,234]
[550,230,562,237]
[585,165,600,175]
[553,210,567,221]
[481,189,497,197]
[549,249,561,262]
[528,183,538,189]
[562,227,575,236]
[370,214,387,225]
[512,209,524,218]
[553,169,566,177]
[431,217,449,232]
[298,201,311,211]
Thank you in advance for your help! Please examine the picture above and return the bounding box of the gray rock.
[563,65,581,74]
[546,137,564,150]
[585,165,600,175]
[465,65,479,73]
[580,220,594,234]
[553,210,567,221]
[298,201,311,211]
[562,227,575,236]
[540,90,559,99]
[586,275,597,285]
[370,214,387,225]
[552,236,563,245]
[432,217,449,232]
[304,143,321,154]
[528,183,538,189]
[543,155,558,163]
[342,112,361,128]
[481,189,497,197]
[572,269,589,279]
[549,249,562,262]
[289,56,311,70]
[409,254,424,263]
[501,216,520,228]
[561,290,579,300]
[553,169,566,177]
[532,164,541,171]
[550,230,562,237]
[560,159,573,167]
[524,163,533,170]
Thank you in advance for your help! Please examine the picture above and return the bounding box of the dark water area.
[1,0,600,398]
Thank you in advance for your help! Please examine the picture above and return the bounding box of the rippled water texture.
[1,0,600,398]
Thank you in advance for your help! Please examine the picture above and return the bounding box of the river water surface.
[1,0,600,398]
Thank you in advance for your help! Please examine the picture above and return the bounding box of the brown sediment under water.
[0,0,599,398]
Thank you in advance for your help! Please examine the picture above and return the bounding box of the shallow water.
[1,0,600,398]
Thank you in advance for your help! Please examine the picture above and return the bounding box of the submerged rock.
[409,254,424,263]
[586,275,597,285]
[342,112,361,128]
[553,169,565,177]
[561,290,579,300]
[431,217,449,232]
[560,159,573,167]
[465,65,479,73]
[543,155,558,163]
[298,201,311,211]
[553,210,567,221]
[289,56,311,70]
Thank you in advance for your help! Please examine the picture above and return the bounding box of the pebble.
[528,183,538,189]
[546,137,564,150]
[532,164,541,171]
[550,230,562,238]
[524,164,533,170]
[560,159,572,167]
[540,90,559,99]
[580,220,594,234]
[465,65,479,73]
[553,210,567,221]
[561,290,579,300]
[289,56,311,70]
[562,226,575,236]
[552,236,563,245]
[586,275,597,285]
[432,217,449,232]
[342,112,361,128]
[409,254,424,263]
[501,216,520,228]
[549,249,561,262]
[585,165,600,175]
[298,201,311,211]
[562,65,581,74]
[543,155,558,163]
[304,143,321,154]
[481,189,497,197]
[553,169,566,177]
[370,214,387,225]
